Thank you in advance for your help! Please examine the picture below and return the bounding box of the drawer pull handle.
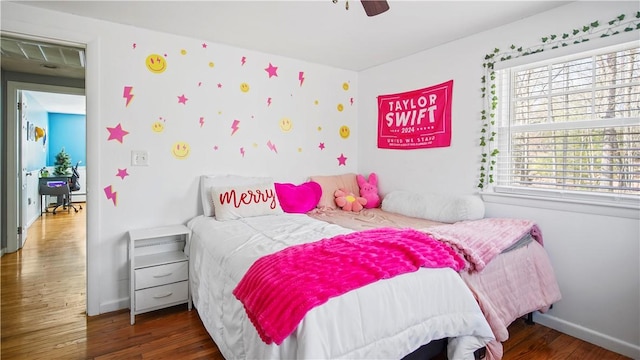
[153,272,172,278]
[153,292,173,299]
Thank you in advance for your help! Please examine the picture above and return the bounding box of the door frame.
[2,8,101,316]
[6,82,86,253]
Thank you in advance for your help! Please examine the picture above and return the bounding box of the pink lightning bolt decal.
[231,119,240,135]
[104,185,117,206]
[240,147,245,157]
[267,97,272,107]
[241,56,246,66]
[123,86,134,107]
[267,140,278,154]
[199,117,205,127]
[298,71,305,87]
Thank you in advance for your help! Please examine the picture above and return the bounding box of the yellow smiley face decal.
[337,103,344,112]
[172,141,190,159]
[151,121,164,133]
[240,82,250,93]
[339,125,350,139]
[342,82,350,91]
[279,117,293,132]
[145,54,167,74]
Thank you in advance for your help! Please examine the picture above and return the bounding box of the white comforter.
[187,213,494,359]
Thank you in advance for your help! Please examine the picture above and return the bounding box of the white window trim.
[481,190,639,220]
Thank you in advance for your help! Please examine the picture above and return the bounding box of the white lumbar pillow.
[381,190,485,223]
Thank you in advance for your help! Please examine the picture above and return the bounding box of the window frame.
[487,40,640,214]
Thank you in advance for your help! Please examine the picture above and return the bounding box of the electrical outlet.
[131,150,149,166]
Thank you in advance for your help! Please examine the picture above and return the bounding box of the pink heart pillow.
[274,181,322,213]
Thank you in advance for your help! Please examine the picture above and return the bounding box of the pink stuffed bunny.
[357,173,380,209]
[334,189,367,212]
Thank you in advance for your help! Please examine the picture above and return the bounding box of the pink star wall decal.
[106,123,129,143]
[177,94,188,104]
[337,153,347,166]
[202,43,207,48]
[265,62,278,78]
[116,168,129,180]
[319,142,325,150]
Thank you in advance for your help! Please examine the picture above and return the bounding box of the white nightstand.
[128,224,192,325]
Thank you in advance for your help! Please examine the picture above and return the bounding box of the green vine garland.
[477,11,640,190]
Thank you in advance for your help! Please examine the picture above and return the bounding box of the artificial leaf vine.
[477,11,640,189]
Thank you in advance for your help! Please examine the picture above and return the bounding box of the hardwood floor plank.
[1,206,631,360]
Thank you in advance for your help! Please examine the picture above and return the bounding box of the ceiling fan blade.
[360,0,390,17]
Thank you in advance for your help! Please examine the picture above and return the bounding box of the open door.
[18,90,28,248]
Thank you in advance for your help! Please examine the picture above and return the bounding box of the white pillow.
[211,181,283,221]
[200,175,272,216]
[381,190,485,223]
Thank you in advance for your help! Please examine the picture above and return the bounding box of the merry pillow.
[211,181,283,221]
[200,175,272,217]
[274,181,322,213]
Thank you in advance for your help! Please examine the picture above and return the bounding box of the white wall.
[358,2,639,358]
[3,1,639,358]
[2,2,358,316]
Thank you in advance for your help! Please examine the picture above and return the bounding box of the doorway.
[2,35,90,316]
[6,82,86,253]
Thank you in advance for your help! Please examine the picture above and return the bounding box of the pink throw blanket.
[424,218,542,272]
[233,227,465,345]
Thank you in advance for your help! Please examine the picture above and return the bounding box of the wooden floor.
[0,207,630,360]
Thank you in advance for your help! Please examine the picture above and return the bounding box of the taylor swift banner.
[377,79,453,150]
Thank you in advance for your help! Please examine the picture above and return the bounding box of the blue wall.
[47,113,86,168]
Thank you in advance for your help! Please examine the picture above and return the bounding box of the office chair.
[67,161,83,213]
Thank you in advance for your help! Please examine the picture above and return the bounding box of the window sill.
[480,191,639,220]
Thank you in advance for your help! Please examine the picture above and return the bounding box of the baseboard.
[535,313,640,359]
[99,297,129,314]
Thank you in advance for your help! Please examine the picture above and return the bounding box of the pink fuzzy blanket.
[233,227,465,345]
[424,218,542,272]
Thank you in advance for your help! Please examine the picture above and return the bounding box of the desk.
[38,176,70,214]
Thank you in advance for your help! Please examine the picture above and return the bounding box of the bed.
[307,207,561,360]
[188,213,495,359]
[188,174,560,359]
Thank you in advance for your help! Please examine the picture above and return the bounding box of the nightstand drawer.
[135,281,188,311]
[135,261,188,290]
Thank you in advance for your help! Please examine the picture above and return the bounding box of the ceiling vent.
[0,36,86,79]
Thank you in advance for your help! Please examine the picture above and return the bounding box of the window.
[494,42,640,205]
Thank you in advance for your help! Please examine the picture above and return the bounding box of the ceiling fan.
[333,0,390,17]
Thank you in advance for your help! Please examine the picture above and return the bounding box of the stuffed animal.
[334,188,367,212]
[356,173,380,209]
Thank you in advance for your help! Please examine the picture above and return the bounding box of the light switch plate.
[131,150,149,166]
